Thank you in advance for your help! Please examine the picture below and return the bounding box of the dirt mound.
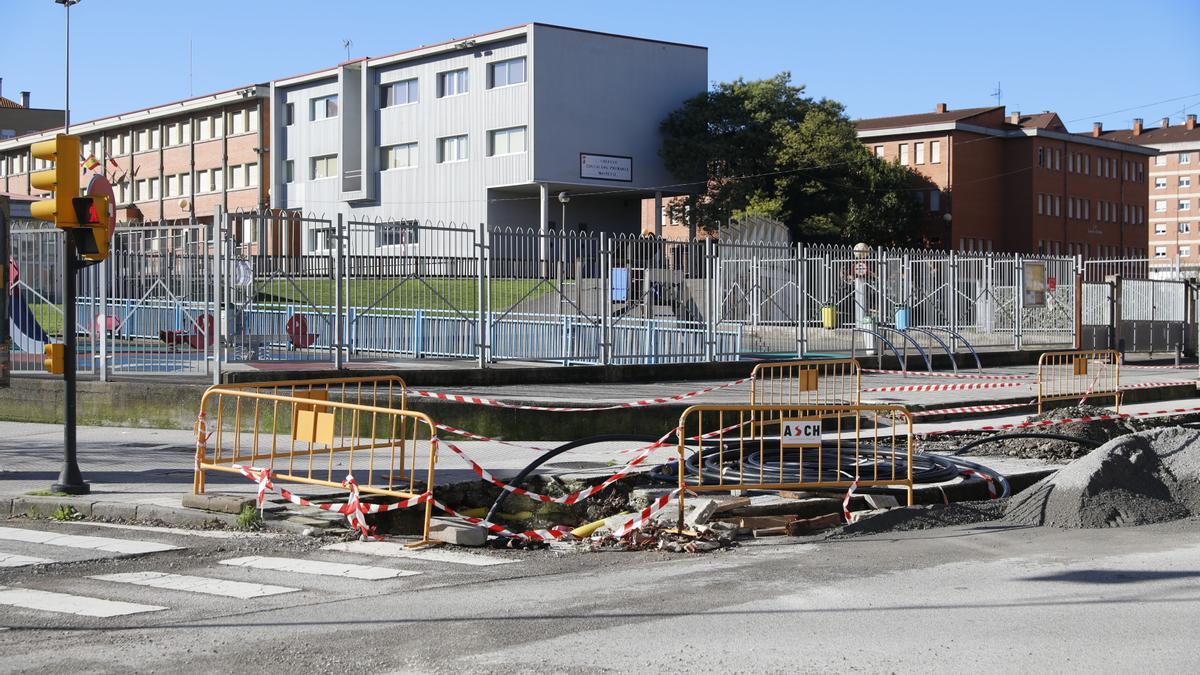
[1004,427,1200,528]
[834,500,1007,537]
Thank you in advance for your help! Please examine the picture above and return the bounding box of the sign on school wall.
[580,153,633,182]
[780,418,822,447]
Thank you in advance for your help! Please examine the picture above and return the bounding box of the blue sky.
[4,0,1198,131]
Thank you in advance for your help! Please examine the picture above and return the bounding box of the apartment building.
[0,80,62,139]
[1091,115,1200,276]
[271,23,707,253]
[856,104,1154,258]
[0,85,269,225]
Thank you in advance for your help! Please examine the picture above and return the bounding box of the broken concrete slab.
[684,498,720,527]
[181,493,254,515]
[429,518,487,547]
[864,494,900,510]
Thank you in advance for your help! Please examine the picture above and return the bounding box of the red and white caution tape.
[408,378,751,412]
[1121,380,1197,391]
[911,402,1029,417]
[1123,363,1196,369]
[842,480,858,521]
[863,369,1032,381]
[614,489,681,538]
[862,381,1028,394]
[959,468,997,498]
[431,499,575,541]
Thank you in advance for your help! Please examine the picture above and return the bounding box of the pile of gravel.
[1004,427,1200,528]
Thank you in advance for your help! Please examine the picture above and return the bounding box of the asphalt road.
[1,516,1199,673]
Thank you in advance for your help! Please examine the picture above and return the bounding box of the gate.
[1080,259,1192,355]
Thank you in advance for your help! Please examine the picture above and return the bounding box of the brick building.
[1089,115,1200,276]
[856,104,1155,258]
[0,84,269,225]
[0,80,62,139]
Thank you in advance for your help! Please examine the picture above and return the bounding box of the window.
[228,110,247,135]
[488,57,526,88]
[1055,196,1061,216]
[284,102,295,126]
[914,142,925,164]
[487,126,526,156]
[929,189,940,211]
[437,134,468,163]
[930,140,941,164]
[1156,200,1168,212]
[1156,155,1167,166]
[874,145,884,158]
[196,169,209,193]
[1037,193,1044,215]
[283,160,294,183]
[1156,223,1168,235]
[229,164,245,189]
[382,79,419,107]
[381,142,418,169]
[247,162,259,187]
[898,143,909,165]
[1183,246,1192,257]
[1067,152,1075,173]
[1181,200,1192,212]
[1180,222,1192,233]
[1182,176,1193,189]
[310,95,338,121]
[1156,177,1168,189]
[374,221,419,248]
[166,174,178,198]
[437,69,469,97]
[195,114,223,141]
[1037,147,1045,168]
[1182,152,1192,165]
[1068,198,1075,219]
[311,154,338,179]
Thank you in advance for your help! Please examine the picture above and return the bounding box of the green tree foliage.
[659,73,926,246]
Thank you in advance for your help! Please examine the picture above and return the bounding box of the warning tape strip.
[1123,364,1196,369]
[862,381,1028,393]
[409,378,751,412]
[910,402,1029,417]
[958,468,998,499]
[863,369,1032,381]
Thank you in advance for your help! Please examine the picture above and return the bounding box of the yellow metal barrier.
[1036,349,1121,413]
[214,375,408,411]
[749,358,862,406]
[675,403,913,524]
[193,378,436,546]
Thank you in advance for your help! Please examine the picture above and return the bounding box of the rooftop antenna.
[990,81,1003,106]
[342,38,353,61]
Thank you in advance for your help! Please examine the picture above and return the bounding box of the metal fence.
[6,209,1103,379]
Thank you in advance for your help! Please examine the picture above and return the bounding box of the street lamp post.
[558,191,570,232]
[52,0,88,495]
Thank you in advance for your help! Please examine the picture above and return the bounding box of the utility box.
[0,195,9,389]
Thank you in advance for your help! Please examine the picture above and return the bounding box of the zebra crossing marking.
[219,556,419,580]
[322,541,516,566]
[0,527,181,555]
[0,586,166,618]
[90,572,299,599]
[0,553,57,568]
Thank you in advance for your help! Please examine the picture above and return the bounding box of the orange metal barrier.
[194,377,436,546]
[214,375,408,410]
[749,358,862,406]
[1036,349,1121,413]
[675,403,913,524]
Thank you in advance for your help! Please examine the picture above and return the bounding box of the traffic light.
[71,194,111,262]
[43,343,65,375]
[29,134,81,228]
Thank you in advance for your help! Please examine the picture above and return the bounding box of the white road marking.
[323,541,516,566]
[0,586,166,618]
[0,527,181,555]
[0,553,57,568]
[219,556,419,580]
[61,521,282,540]
[90,572,299,599]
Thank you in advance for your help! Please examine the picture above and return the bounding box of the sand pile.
[1004,427,1200,528]
[945,404,1145,463]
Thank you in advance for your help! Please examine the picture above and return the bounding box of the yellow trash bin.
[821,305,837,329]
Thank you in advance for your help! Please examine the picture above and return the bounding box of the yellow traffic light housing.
[29,134,82,228]
[71,195,111,262]
[43,343,65,375]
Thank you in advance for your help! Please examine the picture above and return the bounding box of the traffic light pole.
[53,235,87,494]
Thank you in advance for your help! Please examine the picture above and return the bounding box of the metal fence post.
[333,213,345,369]
[98,256,108,382]
[212,206,224,385]
[705,237,716,361]
[947,250,959,354]
[796,243,806,359]
[600,233,613,365]
[476,222,488,368]
[1014,253,1024,350]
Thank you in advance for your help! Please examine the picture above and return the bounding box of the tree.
[659,73,925,246]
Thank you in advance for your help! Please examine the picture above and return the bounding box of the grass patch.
[255,278,552,312]
[25,490,70,497]
[51,505,80,521]
[235,504,264,531]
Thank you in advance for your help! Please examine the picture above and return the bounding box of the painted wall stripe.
[219,556,419,580]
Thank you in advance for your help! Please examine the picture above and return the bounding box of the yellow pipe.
[571,514,627,539]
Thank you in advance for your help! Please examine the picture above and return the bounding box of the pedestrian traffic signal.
[43,343,65,375]
[29,134,81,228]
[71,195,111,262]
